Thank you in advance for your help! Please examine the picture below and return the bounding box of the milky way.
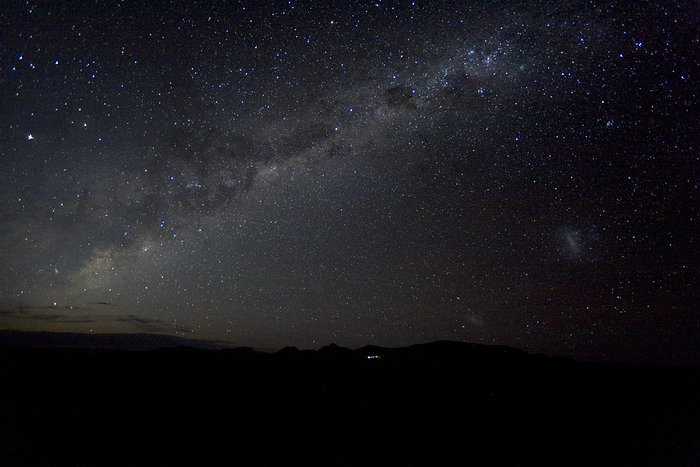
[1,0,698,361]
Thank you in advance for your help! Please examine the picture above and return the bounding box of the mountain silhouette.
[0,336,698,466]
[0,329,223,351]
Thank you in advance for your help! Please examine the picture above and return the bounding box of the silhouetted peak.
[319,343,351,354]
[397,341,528,363]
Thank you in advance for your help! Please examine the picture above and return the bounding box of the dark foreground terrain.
[0,338,699,466]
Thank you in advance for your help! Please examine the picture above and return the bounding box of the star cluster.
[0,0,697,361]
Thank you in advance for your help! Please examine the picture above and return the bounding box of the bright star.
[27,134,34,140]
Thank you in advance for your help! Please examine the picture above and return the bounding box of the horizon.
[0,328,697,367]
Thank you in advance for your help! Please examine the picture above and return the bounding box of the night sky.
[1,0,698,361]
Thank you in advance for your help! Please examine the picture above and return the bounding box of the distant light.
[27,134,34,140]
[367,355,382,359]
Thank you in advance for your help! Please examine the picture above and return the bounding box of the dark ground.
[0,339,699,466]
